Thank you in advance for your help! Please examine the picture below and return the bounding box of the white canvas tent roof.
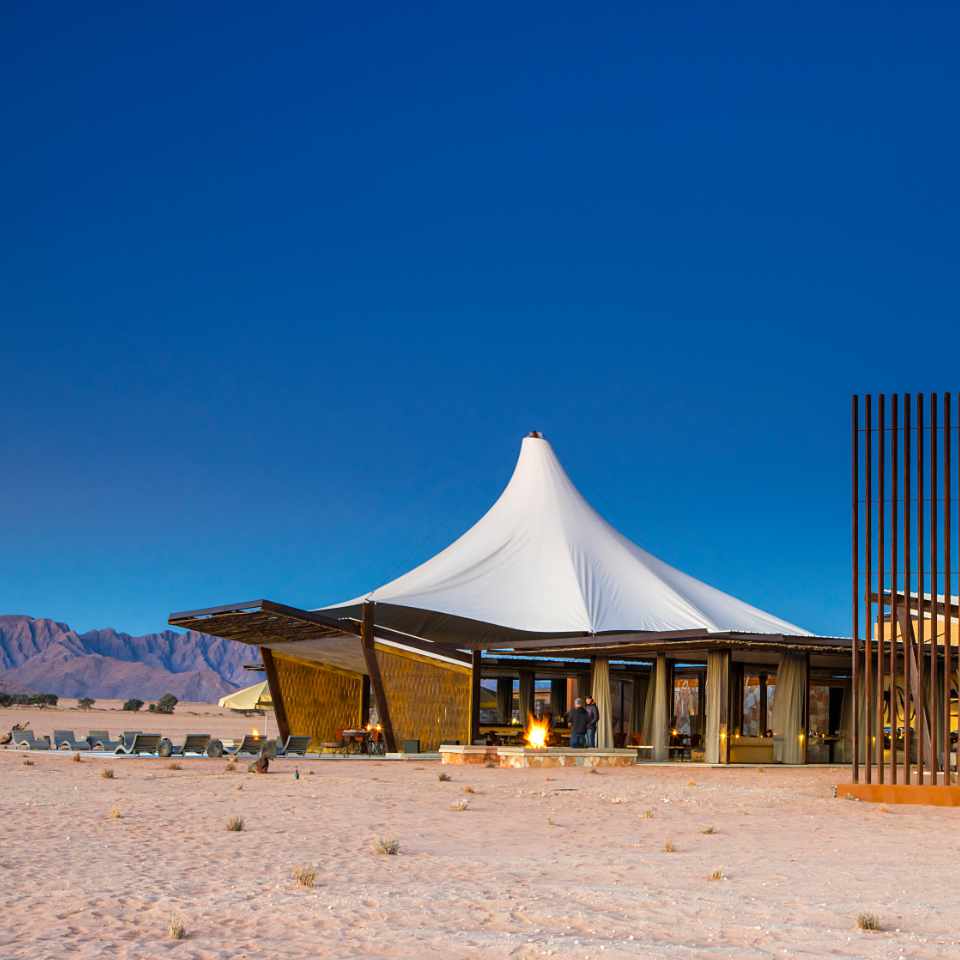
[323,433,809,648]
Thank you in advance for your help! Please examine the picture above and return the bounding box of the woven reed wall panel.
[376,647,471,751]
[274,655,362,749]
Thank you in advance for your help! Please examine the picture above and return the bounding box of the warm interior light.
[524,716,549,750]
[251,727,260,737]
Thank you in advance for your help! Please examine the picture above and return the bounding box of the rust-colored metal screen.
[272,653,363,750]
[853,393,958,786]
[375,645,471,752]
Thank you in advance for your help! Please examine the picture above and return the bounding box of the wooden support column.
[469,650,482,746]
[519,670,535,720]
[260,646,290,744]
[496,677,513,723]
[360,675,371,728]
[361,601,396,753]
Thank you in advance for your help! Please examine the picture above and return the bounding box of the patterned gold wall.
[375,645,471,751]
[273,653,362,750]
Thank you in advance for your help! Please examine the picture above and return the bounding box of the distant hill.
[0,615,259,701]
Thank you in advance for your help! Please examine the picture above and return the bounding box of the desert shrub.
[292,865,316,888]
[168,762,182,771]
[22,758,34,767]
[373,836,399,855]
[78,697,95,710]
[463,785,475,794]
[437,772,451,782]
[640,809,654,819]
[663,840,675,853]
[110,806,123,819]
[702,826,716,835]
[450,799,470,811]
[225,760,237,772]
[100,768,115,779]
[168,915,186,940]
[226,816,244,832]
[0,692,58,707]
[122,698,144,712]
[71,752,82,763]
[857,913,881,931]
[149,693,178,715]
[708,869,724,881]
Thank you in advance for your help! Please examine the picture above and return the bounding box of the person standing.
[567,698,589,748]
[585,695,599,748]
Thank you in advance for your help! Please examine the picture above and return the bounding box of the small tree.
[150,693,178,715]
[122,698,144,712]
[78,697,96,710]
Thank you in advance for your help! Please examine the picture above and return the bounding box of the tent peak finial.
[526,430,544,439]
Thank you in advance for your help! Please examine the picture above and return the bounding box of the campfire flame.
[524,716,549,750]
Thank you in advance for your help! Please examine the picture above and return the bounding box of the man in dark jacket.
[585,696,600,748]
[567,698,589,748]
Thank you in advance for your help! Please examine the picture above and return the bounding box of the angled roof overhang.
[168,599,471,675]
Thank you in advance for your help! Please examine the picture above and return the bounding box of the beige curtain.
[772,652,807,764]
[591,657,615,749]
[651,653,670,761]
[641,669,655,743]
[631,675,647,741]
[704,650,729,764]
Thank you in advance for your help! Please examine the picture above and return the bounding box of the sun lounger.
[87,730,121,751]
[164,733,212,756]
[276,735,313,756]
[225,734,267,756]
[119,730,143,751]
[53,730,91,751]
[12,729,50,750]
[114,733,162,755]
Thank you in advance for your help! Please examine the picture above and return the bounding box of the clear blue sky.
[2,3,958,638]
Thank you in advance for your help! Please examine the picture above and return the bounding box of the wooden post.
[865,393,873,784]
[361,601,397,753]
[852,395,860,782]
[469,650,482,746]
[360,675,371,728]
[260,646,290,744]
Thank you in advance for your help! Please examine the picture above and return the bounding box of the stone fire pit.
[439,744,637,768]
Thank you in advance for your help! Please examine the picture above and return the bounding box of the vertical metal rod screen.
[852,393,958,786]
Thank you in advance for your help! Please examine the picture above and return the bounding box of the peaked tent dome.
[323,434,809,646]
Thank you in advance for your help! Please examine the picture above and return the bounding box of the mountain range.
[0,615,259,701]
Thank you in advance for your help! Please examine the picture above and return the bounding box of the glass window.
[673,676,700,736]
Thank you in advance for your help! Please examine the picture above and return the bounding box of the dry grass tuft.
[168,915,186,940]
[686,779,697,786]
[100,768,115,779]
[226,815,245,832]
[71,752,82,763]
[640,808,655,819]
[708,869,725,881]
[292,865,317,888]
[374,836,400,856]
[857,913,881,931]
[463,785,476,794]
[110,806,123,819]
[663,840,676,853]
[701,826,716,835]
[22,758,34,767]
[225,761,236,772]
[167,762,182,771]
[450,798,470,811]
[588,767,601,775]
[438,772,452,782]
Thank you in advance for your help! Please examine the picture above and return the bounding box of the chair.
[158,733,212,757]
[114,733,163,755]
[276,735,313,756]
[87,730,121,751]
[12,729,50,750]
[52,730,91,751]
[225,735,267,757]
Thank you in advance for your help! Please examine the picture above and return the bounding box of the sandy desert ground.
[2,751,960,960]
[0,699,277,745]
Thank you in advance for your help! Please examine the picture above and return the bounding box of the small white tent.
[324,432,808,647]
